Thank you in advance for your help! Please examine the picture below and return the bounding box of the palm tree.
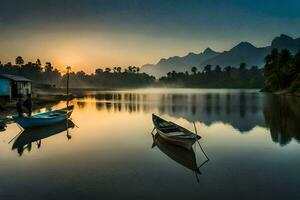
[128,66,133,73]
[191,66,197,75]
[214,65,221,73]
[239,63,246,71]
[15,56,24,65]
[203,64,212,74]
[117,67,122,73]
[36,59,41,66]
[224,66,232,75]
[95,68,103,75]
[105,67,111,73]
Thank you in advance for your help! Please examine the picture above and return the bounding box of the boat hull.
[13,108,73,129]
[152,114,200,150]
[156,129,197,149]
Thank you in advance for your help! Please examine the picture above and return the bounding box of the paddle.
[193,121,209,164]
[8,129,23,144]
[150,127,155,135]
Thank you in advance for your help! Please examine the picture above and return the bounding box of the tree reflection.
[263,95,300,146]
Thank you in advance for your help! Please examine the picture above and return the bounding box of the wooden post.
[66,66,71,107]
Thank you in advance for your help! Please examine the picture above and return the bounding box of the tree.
[203,65,212,74]
[95,68,103,75]
[116,67,122,73]
[214,65,221,73]
[15,56,24,65]
[191,66,197,75]
[239,62,246,71]
[224,66,232,75]
[36,59,41,66]
[105,67,111,73]
[45,62,53,72]
[128,66,133,72]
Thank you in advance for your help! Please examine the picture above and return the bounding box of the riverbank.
[0,88,75,117]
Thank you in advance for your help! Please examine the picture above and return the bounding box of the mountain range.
[141,34,300,77]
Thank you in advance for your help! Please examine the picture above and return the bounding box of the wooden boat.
[152,133,201,174]
[13,105,74,129]
[152,114,200,149]
[12,120,75,151]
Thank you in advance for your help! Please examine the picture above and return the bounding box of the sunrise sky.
[1,0,300,73]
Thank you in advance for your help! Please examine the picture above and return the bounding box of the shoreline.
[1,87,299,116]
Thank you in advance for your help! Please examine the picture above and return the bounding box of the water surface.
[1,88,300,200]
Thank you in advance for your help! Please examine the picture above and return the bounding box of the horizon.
[1,0,300,73]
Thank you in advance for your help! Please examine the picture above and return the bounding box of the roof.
[0,74,32,82]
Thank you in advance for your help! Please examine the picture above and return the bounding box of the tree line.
[158,63,264,88]
[0,56,155,88]
[264,49,300,93]
[2,50,300,91]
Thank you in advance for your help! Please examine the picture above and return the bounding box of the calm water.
[1,88,300,200]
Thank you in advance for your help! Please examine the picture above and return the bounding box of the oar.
[8,129,23,144]
[193,122,209,162]
[150,127,155,135]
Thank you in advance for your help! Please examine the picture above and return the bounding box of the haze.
[0,0,300,73]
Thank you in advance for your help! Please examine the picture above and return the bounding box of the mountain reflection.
[12,120,75,156]
[75,91,300,146]
[77,91,264,132]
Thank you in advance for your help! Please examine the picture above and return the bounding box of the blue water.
[0,89,300,200]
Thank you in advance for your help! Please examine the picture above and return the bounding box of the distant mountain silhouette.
[201,42,268,68]
[142,34,300,77]
[142,48,220,77]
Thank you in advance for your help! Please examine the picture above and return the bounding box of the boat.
[152,133,201,174]
[13,106,74,129]
[152,114,200,149]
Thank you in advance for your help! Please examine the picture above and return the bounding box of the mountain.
[142,48,220,77]
[271,34,300,53]
[201,42,268,68]
[141,34,300,77]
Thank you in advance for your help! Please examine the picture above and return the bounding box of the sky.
[0,0,300,73]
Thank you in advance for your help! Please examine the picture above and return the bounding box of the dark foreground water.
[1,88,300,200]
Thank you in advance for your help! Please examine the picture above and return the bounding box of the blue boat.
[13,106,74,129]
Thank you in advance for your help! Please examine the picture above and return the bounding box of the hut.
[0,74,32,100]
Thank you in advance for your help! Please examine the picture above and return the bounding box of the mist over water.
[1,88,300,200]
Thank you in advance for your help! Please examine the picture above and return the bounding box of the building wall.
[0,78,10,96]
[17,82,32,95]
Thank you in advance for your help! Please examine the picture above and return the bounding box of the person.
[23,94,33,117]
[16,95,23,117]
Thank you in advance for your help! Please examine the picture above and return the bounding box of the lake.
[1,88,300,200]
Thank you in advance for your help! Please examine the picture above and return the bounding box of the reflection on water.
[264,95,300,146]
[73,90,300,146]
[152,132,209,182]
[1,89,300,200]
[12,120,75,156]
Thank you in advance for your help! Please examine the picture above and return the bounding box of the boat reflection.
[12,120,75,156]
[152,133,208,182]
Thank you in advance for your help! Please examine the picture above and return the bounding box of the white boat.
[152,114,200,149]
